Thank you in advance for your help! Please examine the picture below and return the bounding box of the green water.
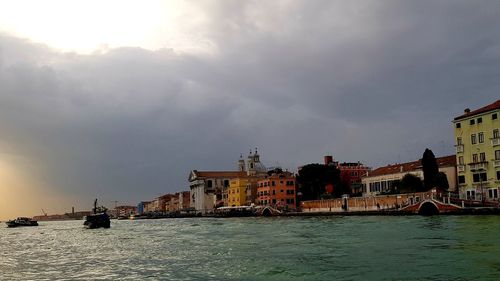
[1,216,499,280]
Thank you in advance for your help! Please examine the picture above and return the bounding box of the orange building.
[257,171,297,210]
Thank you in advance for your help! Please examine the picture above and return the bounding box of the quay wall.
[300,192,437,213]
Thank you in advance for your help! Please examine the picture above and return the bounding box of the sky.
[0,0,499,219]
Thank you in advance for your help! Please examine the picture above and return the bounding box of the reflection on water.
[1,216,499,280]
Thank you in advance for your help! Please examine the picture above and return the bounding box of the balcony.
[492,138,500,146]
[457,165,466,173]
[455,145,464,153]
[469,162,488,171]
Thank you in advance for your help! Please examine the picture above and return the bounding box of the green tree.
[297,163,341,200]
[399,173,423,193]
[434,172,449,191]
[422,148,439,191]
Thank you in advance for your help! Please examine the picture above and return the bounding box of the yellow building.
[228,177,249,206]
[452,100,500,200]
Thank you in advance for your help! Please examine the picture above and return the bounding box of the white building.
[362,155,457,196]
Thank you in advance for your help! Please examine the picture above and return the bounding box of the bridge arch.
[262,207,273,217]
[418,201,440,216]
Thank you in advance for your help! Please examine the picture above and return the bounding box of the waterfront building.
[158,194,174,212]
[137,201,146,214]
[179,191,191,210]
[228,177,250,206]
[452,100,500,200]
[115,206,137,217]
[362,155,457,197]
[257,171,297,210]
[171,193,180,211]
[189,149,266,213]
[189,170,246,213]
[143,199,159,213]
[324,155,371,195]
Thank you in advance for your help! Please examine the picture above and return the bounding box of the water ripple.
[1,216,500,280]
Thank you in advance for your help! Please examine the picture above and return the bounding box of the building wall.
[190,182,214,213]
[257,174,297,209]
[228,177,248,206]
[453,108,500,200]
[302,191,436,212]
[245,179,259,206]
[179,191,190,210]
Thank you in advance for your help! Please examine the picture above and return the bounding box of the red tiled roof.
[454,100,500,121]
[366,155,456,178]
[193,171,247,178]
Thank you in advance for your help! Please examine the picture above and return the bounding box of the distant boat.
[83,199,110,229]
[6,217,38,227]
[129,214,148,220]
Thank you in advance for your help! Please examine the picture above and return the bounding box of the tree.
[297,163,341,200]
[399,173,423,193]
[422,148,439,191]
[434,172,449,191]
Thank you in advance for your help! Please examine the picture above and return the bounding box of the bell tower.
[238,154,246,172]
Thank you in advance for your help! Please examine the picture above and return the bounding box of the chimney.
[324,155,333,165]
[464,108,471,114]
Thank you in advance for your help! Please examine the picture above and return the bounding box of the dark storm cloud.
[0,1,499,208]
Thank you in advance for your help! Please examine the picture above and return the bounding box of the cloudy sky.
[0,0,499,219]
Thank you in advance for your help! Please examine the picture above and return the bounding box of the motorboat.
[6,217,38,227]
[84,199,110,229]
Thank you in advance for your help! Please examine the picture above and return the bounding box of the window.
[466,190,476,200]
[497,171,500,180]
[207,180,213,188]
[471,134,477,144]
[280,189,284,193]
[488,189,498,199]
[472,154,478,163]
[456,122,461,128]
[470,119,475,125]
[496,150,500,160]
[457,137,462,145]
[272,199,276,204]
[493,113,498,120]
[224,180,229,187]
[458,175,465,184]
[480,152,486,162]
[381,181,387,191]
[494,129,499,139]
[458,156,464,165]
[272,190,275,195]
[478,132,484,143]
[478,117,483,123]
[472,172,487,183]
[271,181,275,186]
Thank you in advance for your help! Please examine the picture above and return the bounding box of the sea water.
[1,216,499,280]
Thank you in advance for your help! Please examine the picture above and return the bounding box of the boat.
[83,199,110,229]
[6,217,38,227]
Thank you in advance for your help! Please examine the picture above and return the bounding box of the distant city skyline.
[1,1,499,219]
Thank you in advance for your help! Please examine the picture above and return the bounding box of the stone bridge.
[401,199,462,215]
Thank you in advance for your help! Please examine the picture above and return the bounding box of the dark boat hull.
[6,220,38,227]
[84,213,110,229]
